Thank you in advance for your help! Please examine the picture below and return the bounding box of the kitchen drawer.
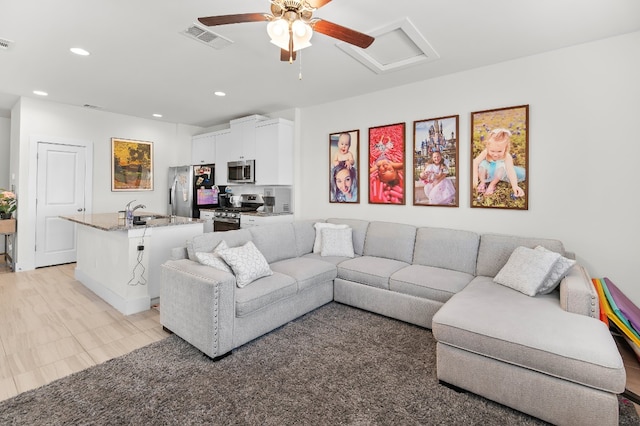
[241,214,293,228]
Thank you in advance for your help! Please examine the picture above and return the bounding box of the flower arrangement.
[0,189,16,219]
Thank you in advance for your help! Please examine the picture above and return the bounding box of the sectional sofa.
[160,218,625,426]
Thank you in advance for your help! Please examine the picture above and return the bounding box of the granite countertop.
[60,212,203,231]
[198,209,293,217]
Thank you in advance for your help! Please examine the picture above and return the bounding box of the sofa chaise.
[160,218,625,426]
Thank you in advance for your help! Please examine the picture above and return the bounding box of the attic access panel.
[337,17,439,74]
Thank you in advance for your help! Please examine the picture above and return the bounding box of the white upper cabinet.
[214,130,232,185]
[191,132,216,165]
[255,118,294,185]
[228,115,267,161]
[212,114,294,186]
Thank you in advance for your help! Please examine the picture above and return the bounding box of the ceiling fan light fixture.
[268,18,312,52]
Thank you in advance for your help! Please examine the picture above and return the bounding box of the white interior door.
[35,142,87,267]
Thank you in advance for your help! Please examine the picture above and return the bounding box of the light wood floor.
[1,259,639,417]
[0,257,169,402]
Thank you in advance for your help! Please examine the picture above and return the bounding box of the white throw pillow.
[313,222,349,253]
[195,240,232,273]
[493,246,561,296]
[320,227,355,258]
[217,241,273,288]
[534,245,576,294]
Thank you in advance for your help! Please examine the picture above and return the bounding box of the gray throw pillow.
[217,241,273,288]
[535,245,576,294]
[195,240,232,274]
[493,246,560,296]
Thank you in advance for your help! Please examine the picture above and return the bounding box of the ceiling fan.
[198,0,375,63]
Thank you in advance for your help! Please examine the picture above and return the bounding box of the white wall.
[12,98,200,271]
[0,117,9,188]
[296,31,640,305]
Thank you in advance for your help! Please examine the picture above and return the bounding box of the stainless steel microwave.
[227,160,255,183]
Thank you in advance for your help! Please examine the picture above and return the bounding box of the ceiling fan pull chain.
[299,50,303,80]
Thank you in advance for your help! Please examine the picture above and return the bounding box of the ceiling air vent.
[181,24,233,50]
[0,38,14,50]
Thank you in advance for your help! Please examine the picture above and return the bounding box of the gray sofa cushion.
[292,219,321,256]
[270,257,337,292]
[235,272,297,317]
[390,265,474,303]
[249,223,298,264]
[337,256,409,290]
[413,227,480,275]
[327,218,370,256]
[362,221,416,263]
[187,228,252,261]
[432,277,626,393]
[476,233,566,278]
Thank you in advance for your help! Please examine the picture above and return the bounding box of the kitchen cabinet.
[240,213,294,228]
[255,118,294,185]
[191,132,216,165]
[213,130,232,184]
[227,115,267,162]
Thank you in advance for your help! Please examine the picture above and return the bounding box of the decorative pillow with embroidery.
[493,246,561,296]
[195,240,232,273]
[534,245,576,294]
[320,227,355,258]
[217,241,273,288]
[313,222,349,253]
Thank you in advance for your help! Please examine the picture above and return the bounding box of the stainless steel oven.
[227,160,255,184]
[213,211,241,232]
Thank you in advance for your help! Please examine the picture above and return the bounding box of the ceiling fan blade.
[307,0,333,8]
[280,49,297,62]
[198,13,268,27]
[312,19,374,49]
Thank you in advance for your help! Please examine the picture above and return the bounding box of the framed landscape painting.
[471,105,529,210]
[413,115,459,207]
[368,123,405,205]
[111,138,154,191]
[329,130,360,203]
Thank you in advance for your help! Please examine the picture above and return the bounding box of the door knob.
[77,208,85,212]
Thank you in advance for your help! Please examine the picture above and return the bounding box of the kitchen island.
[61,213,204,315]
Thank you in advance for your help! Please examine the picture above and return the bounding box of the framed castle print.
[413,115,459,207]
[368,123,405,205]
[329,130,360,203]
[471,104,529,210]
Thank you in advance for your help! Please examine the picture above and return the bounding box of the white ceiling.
[1,0,639,128]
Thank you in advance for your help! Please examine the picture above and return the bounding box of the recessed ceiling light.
[153,113,163,118]
[214,91,226,97]
[33,90,48,96]
[70,47,90,56]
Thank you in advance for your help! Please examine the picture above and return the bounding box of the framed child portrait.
[329,130,360,203]
[413,115,459,207]
[368,122,405,205]
[470,104,529,210]
[111,138,154,191]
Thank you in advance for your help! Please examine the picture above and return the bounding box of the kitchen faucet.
[124,200,145,226]
[131,204,146,213]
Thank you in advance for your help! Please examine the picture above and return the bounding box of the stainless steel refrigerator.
[168,165,218,218]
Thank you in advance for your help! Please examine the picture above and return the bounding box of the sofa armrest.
[559,264,598,319]
[160,259,236,358]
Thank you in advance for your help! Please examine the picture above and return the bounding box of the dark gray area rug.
[1,302,638,425]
